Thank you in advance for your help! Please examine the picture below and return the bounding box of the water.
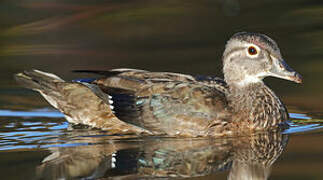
[1,0,323,179]
[0,109,322,179]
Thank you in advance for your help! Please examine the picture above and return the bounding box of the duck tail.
[14,69,65,92]
[14,70,67,110]
[14,70,150,135]
[14,69,110,125]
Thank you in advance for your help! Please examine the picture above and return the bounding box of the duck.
[15,32,302,137]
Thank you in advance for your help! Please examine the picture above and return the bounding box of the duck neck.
[226,81,288,129]
[227,82,266,110]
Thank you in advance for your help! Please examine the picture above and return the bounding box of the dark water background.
[0,0,323,179]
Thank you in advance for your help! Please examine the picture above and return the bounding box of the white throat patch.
[237,76,262,86]
[236,72,267,87]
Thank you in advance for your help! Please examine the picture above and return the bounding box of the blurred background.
[1,0,323,111]
[0,0,323,179]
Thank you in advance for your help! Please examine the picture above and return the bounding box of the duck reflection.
[36,130,288,179]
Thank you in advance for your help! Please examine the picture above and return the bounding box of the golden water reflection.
[36,130,288,179]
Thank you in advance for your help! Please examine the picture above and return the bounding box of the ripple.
[0,109,64,118]
[285,112,323,134]
[0,109,322,151]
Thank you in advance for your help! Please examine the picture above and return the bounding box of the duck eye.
[248,46,257,55]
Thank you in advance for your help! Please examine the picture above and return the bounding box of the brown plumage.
[14,32,302,137]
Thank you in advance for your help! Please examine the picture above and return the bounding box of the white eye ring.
[248,46,257,55]
[245,44,260,58]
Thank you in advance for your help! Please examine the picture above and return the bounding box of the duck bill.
[269,57,303,83]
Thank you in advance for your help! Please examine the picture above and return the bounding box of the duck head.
[222,32,302,87]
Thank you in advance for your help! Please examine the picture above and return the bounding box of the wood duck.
[15,32,302,137]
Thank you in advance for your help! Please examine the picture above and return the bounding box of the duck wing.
[75,68,228,92]
[77,69,231,136]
